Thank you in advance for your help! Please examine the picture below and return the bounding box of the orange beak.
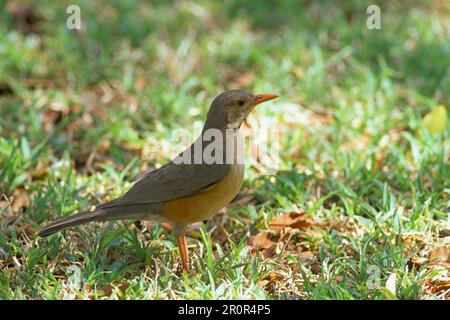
[253,94,279,106]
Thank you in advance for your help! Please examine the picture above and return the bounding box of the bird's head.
[204,90,278,130]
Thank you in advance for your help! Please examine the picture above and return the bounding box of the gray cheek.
[227,120,242,129]
[228,111,246,128]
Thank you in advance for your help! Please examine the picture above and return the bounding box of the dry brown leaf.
[429,277,450,294]
[429,247,450,266]
[43,109,63,131]
[261,247,277,259]
[0,201,10,210]
[299,250,314,257]
[248,232,275,250]
[269,212,312,231]
[299,228,324,240]
[145,221,172,233]
[16,224,35,237]
[12,189,30,213]
[98,282,129,298]
[259,272,283,287]
[257,271,285,289]
[257,279,270,287]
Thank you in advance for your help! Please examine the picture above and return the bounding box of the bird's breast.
[162,164,244,225]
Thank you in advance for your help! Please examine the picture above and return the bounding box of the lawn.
[0,0,449,299]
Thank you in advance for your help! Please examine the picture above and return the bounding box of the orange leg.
[177,233,189,271]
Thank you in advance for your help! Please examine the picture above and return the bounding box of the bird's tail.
[38,209,110,237]
[38,203,160,237]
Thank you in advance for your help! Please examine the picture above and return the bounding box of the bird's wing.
[98,134,233,208]
[99,139,231,208]
[99,161,231,208]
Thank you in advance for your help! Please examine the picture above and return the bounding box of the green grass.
[0,0,449,299]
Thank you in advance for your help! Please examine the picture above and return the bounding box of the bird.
[38,90,278,270]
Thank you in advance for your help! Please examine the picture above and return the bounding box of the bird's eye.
[237,99,245,106]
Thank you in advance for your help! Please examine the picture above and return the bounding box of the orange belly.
[162,164,244,225]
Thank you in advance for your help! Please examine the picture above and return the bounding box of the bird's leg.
[174,224,189,271]
[177,233,189,271]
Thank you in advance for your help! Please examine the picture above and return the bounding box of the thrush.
[38,90,278,270]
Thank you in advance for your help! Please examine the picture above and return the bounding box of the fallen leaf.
[262,247,277,259]
[257,271,284,288]
[429,277,450,295]
[43,108,63,131]
[265,272,283,282]
[0,201,10,210]
[248,232,275,250]
[422,105,447,135]
[299,228,324,240]
[269,212,312,231]
[299,250,314,257]
[99,282,129,298]
[428,247,450,266]
[145,221,172,233]
[16,224,35,237]
[11,189,30,213]
[257,279,270,287]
